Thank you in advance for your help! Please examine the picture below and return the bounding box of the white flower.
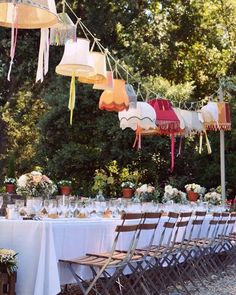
[147,185,155,193]
[204,190,222,205]
[139,184,148,193]
[165,185,173,195]
[17,174,28,187]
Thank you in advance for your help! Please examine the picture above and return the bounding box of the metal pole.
[218,86,226,201]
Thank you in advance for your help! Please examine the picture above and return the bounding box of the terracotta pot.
[5,184,15,194]
[60,186,71,196]
[187,191,199,202]
[122,188,133,198]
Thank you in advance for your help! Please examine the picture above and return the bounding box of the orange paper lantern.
[99,79,129,112]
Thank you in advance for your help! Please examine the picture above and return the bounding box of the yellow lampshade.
[0,0,58,29]
[99,79,129,112]
[93,71,114,90]
[78,52,107,84]
[56,38,95,77]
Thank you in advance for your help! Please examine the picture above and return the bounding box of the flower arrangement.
[162,185,187,204]
[135,184,160,202]
[57,180,72,187]
[121,181,135,189]
[4,177,17,185]
[185,183,205,194]
[204,189,222,205]
[16,171,57,199]
[0,248,18,275]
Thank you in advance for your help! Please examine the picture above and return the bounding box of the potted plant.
[57,180,72,196]
[185,183,205,202]
[121,181,135,198]
[4,178,17,194]
[0,248,17,293]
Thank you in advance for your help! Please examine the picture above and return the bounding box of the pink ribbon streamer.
[7,3,18,81]
[171,134,175,172]
[132,126,142,150]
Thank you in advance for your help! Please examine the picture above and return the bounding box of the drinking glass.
[58,197,69,218]
[68,199,77,218]
[0,196,3,209]
[0,196,3,217]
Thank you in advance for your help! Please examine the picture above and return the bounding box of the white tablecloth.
[0,215,219,295]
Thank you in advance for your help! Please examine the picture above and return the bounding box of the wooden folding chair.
[59,213,143,295]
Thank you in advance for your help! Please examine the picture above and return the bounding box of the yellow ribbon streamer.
[199,133,203,154]
[204,131,212,154]
[69,73,75,125]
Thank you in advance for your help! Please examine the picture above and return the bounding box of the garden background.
[0,0,236,198]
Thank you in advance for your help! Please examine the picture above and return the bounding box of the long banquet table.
[0,215,220,295]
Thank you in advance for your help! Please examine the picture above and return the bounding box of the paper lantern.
[50,12,76,46]
[125,84,137,109]
[78,52,107,84]
[56,38,94,77]
[148,98,180,133]
[99,79,129,112]
[179,110,204,135]
[0,0,58,29]
[201,102,231,131]
[119,102,156,150]
[118,102,156,131]
[93,71,114,90]
[56,38,95,125]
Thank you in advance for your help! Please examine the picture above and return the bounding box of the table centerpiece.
[16,171,57,215]
[162,185,187,204]
[185,183,205,202]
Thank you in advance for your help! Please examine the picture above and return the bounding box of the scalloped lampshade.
[99,79,129,112]
[56,38,95,77]
[118,102,156,130]
[0,0,58,29]
[78,52,107,84]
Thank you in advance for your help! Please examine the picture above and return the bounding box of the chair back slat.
[213,213,221,217]
[176,221,189,227]
[115,224,139,232]
[144,212,162,219]
[121,213,143,220]
[192,220,204,225]
[195,211,207,217]
[180,212,192,218]
[218,220,227,225]
[168,212,179,219]
[164,222,175,229]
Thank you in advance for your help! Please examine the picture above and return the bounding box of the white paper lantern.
[118,102,156,131]
[78,52,107,84]
[56,38,95,77]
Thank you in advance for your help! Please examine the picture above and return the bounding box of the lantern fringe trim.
[99,103,129,112]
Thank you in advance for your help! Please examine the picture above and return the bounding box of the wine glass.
[0,196,3,209]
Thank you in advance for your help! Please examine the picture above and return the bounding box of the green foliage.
[0,0,236,197]
[6,154,16,179]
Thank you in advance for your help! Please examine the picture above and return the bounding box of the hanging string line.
[63,0,217,109]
